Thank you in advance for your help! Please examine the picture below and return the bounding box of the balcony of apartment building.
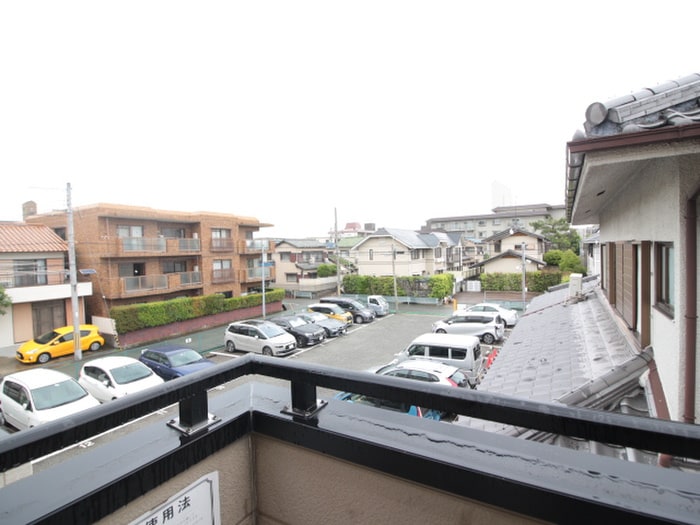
[97,271,203,299]
[102,236,201,258]
[238,238,270,254]
[240,265,274,284]
[1,355,698,524]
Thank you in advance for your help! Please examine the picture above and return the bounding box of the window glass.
[451,348,467,360]
[428,346,449,359]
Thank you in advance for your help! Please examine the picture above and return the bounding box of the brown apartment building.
[24,202,272,321]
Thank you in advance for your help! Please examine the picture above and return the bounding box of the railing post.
[283,380,327,419]
[168,389,219,438]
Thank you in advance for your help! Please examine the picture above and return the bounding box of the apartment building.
[0,222,93,346]
[424,203,566,239]
[24,202,271,320]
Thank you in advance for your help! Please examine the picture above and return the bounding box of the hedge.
[342,274,454,299]
[479,272,562,293]
[110,289,285,334]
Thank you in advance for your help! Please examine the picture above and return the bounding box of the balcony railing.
[211,238,234,252]
[122,274,168,293]
[0,355,698,524]
[211,268,236,284]
[0,271,65,289]
[121,237,166,252]
[179,270,202,286]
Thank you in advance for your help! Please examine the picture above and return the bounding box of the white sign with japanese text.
[129,471,221,525]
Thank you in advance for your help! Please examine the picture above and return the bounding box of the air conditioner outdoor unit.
[569,273,583,297]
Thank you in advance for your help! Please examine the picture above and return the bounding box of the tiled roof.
[0,223,67,253]
[361,228,458,250]
[582,73,700,137]
[459,278,643,435]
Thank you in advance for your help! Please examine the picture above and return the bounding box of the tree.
[530,217,581,254]
[0,286,12,316]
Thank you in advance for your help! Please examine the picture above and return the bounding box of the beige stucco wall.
[596,153,700,421]
[254,435,540,525]
[96,436,254,525]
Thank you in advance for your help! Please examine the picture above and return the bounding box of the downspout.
[684,190,699,424]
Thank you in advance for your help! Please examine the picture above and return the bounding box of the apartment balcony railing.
[0,355,698,524]
[210,238,235,252]
[241,239,270,253]
[103,237,201,257]
[211,268,236,284]
[121,274,168,293]
[241,266,272,282]
[178,270,202,287]
[0,271,65,289]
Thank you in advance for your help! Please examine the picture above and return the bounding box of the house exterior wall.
[353,237,433,277]
[594,153,700,421]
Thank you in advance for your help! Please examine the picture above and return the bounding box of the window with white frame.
[655,242,674,317]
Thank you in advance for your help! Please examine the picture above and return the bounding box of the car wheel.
[354,315,364,324]
[226,340,236,353]
[262,347,273,356]
[435,329,447,334]
[37,352,51,364]
[482,333,495,345]
[89,341,102,351]
[296,336,305,348]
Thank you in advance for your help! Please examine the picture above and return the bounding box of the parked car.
[393,333,484,388]
[456,303,519,327]
[367,295,390,316]
[334,391,442,420]
[296,311,348,337]
[78,356,165,402]
[307,303,353,325]
[432,313,505,345]
[224,320,297,356]
[15,324,105,364]
[138,346,216,381]
[0,369,100,431]
[270,315,326,348]
[373,359,470,388]
[320,297,375,324]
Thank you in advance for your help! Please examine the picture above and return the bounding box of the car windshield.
[306,312,326,322]
[329,305,345,314]
[111,362,154,384]
[34,330,60,344]
[169,349,204,367]
[257,323,286,338]
[31,380,88,410]
[449,370,468,386]
[288,318,306,327]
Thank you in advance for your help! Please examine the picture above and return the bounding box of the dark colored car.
[270,315,326,348]
[319,297,375,324]
[334,392,442,420]
[297,311,348,337]
[138,345,216,381]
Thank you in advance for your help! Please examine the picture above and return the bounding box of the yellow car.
[307,303,353,325]
[16,325,105,364]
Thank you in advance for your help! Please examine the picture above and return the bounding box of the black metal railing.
[2,354,699,472]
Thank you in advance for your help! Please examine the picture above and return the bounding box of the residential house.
[0,222,92,346]
[424,203,566,239]
[352,228,459,278]
[469,227,547,275]
[270,238,337,297]
[24,202,271,323]
[565,72,700,424]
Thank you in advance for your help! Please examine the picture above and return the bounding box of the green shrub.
[111,288,285,334]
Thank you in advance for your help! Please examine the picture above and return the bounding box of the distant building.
[24,203,271,321]
[424,203,566,240]
[0,222,93,346]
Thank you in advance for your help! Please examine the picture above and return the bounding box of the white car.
[455,303,519,327]
[432,313,505,345]
[78,356,165,403]
[0,369,100,431]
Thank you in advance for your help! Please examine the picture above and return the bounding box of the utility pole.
[392,244,399,313]
[335,208,341,295]
[521,241,527,309]
[67,183,82,361]
[261,241,267,318]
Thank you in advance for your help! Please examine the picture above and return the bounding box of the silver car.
[224,320,297,356]
[431,313,504,345]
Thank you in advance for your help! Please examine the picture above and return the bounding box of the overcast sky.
[1,2,697,238]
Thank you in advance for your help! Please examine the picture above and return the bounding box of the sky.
[1,2,698,239]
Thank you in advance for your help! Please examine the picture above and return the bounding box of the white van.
[393,333,484,388]
[367,295,390,316]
